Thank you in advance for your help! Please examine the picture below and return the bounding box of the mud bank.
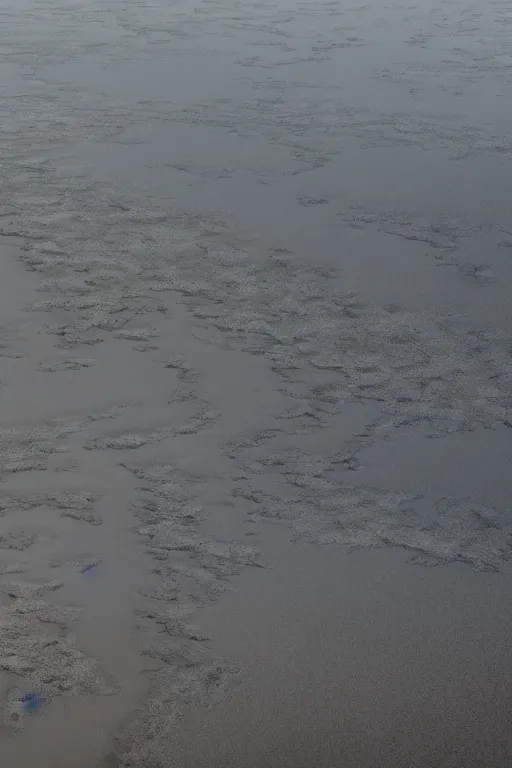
[1,0,512,765]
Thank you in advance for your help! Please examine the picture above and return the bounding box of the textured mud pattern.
[0,410,128,734]
[0,0,511,765]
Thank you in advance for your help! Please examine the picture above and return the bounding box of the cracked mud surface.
[0,0,511,766]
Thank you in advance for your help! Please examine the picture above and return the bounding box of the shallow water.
[0,0,511,765]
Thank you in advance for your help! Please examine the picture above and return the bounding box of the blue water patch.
[19,692,44,714]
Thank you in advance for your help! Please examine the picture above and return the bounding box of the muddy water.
[0,0,511,766]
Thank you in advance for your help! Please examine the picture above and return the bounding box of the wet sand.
[1,0,512,765]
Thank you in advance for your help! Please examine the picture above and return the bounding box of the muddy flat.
[0,0,511,766]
